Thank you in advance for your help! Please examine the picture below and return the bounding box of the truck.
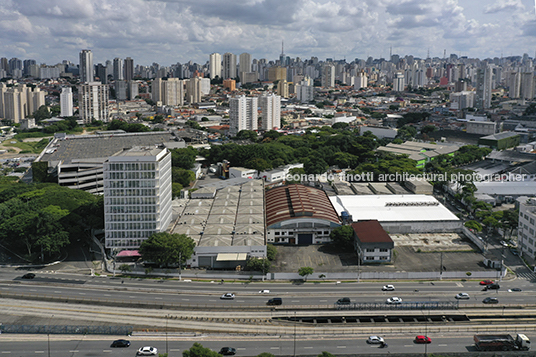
[474,334,530,351]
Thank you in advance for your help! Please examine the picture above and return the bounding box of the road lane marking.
[78,293,85,295]
[34,352,44,354]
[270,347,280,350]
[319,300,327,302]
[1,352,12,354]
[304,347,313,349]
[155,297,162,300]
[438,344,447,346]
[291,300,300,302]
[337,346,346,348]
[69,350,79,353]
[170,349,181,352]
[129,296,135,298]
[102,350,112,353]
[181,299,190,301]
[30,289,37,292]
[209,299,217,302]
[103,294,111,297]
[237,348,246,350]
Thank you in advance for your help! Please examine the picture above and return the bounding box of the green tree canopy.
[172,167,196,187]
[329,225,354,249]
[298,266,314,281]
[266,244,277,261]
[245,257,271,273]
[182,343,221,357]
[139,232,196,267]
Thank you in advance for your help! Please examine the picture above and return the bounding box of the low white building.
[517,196,536,258]
[229,167,257,179]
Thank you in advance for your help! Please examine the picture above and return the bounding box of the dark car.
[336,297,351,305]
[267,297,282,306]
[483,297,499,304]
[485,283,500,290]
[21,273,35,279]
[111,339,130,348]
[219,347,236,355]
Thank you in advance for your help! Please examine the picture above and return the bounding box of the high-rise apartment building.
[79,50,94,83]
[517,196,536,259]
[277,80,289,98]
[185,77,202,104]
[223,52,237,79]
[229,95,258,136]
[209,53,222,80]
[104,146,172,250]
[268,66,287,82]
[476,65,492,109]
[393,72,405,92]
[78,82,109,123]
[295,80,314,103]
[321,64,335,87]
[259,94,281,131]
[521,72,534,100]
[152,78,184,106]
[1,85,46,123]
[60,87,74,117]
[239,52,251,80]
[113,58,124,81]
[96,63,108,84]
[354,71,368,89]
[124,57,134,81]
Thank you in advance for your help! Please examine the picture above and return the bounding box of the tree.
[317,352,336,357]
[245,257,271,273]
[235,130,257,141]
[464,220,483,232]
[266,244,277,261]
[329,225,354,249]
[298,266,314,281]
[119,264,132,274]
[139,232,195,268]
[172,183,183,199]
[172,167,195,187]
[257,354,275,357]
[183,343,221,357]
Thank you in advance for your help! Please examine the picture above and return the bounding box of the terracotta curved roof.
[265,184,340,227]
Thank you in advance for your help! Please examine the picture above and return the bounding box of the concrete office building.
[209,53,222,80]
[322,64,335,88]
[352,220,394,264]
[229,95,258,136]
[295,80,314,103]
[79,50,94,83]
[476,65,492,109]
[104,146,172,250]
[517,196,536,258]
[393,72,405,92]
[78,82,109,123]
[259,94,281,131]
[60,87,73,117]
[466,121,496,135]
[223,53,237,79]
[267,67,287,82]
[124,57,134,81]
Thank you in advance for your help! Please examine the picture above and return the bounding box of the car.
[219,347,237,355]
[483,297,499,304]
[137,346,158,356]
[21,273,35,279]
[386,297,402,304]
[479,280,494,285]
[267,297,282,306]
[500,240,509,247]
[455,293,470,300]
[510,248,519,256]
[367,335,385,344]
[382,284,395,291]
[414,335,432,344]
[258,289,270,294]
[508,288,523,292]
[111,339,130,348]
[220,293,235,300]
[336,297,351,305]
[485,283,500,290]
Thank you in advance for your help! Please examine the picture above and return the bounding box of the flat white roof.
[330,195,459,222]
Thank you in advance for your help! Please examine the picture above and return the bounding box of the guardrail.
[335,301,459,311]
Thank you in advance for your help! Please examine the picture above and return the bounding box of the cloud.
[484,0,524,14]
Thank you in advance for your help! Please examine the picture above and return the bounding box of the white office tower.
[229,95,258,136]
[393,72,405,92]
[295,80,314,103]
[476,65,492,109]
[104,146,172,250]
[185,77,202,104]
[79,49,94,83]
[321,64,335,87]
[521,73,534,100]
[239,52,251,80]
[113,58,124,80]
[518,197,536,259]
[353,71,368,90]
[60,87,73,117]
[260,94,281,131]
[209,53,221,80]
[78,82,109,124]
[223,52,237,79]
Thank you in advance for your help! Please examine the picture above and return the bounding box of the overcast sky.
[2,0,536,66]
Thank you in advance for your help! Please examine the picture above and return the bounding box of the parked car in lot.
[483,297,499,304]
[220,293,235,300]
[386,297,402,304]
[219,347,236,355]
[382,284,395,291]
[455,293,470,300]
[367,336,385,344]
[111,339,130,348]
[414,335,432,344]
[479,280,494,285]
[137,346,158,356]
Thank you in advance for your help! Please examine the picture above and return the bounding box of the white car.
[382,284,395,291]
[220,293,235,300]
[455,293,470,300]
[367,335,385,344]
[259,289,270,294]
[137,346,158,356]
[386,297,402,304]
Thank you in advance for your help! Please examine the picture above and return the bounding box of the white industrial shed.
[330,195,461,234]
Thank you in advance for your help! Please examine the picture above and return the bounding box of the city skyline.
[1,0,536,66]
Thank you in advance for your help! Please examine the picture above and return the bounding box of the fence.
[0,324,133,335]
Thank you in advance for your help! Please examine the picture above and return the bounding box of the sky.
[1,0,536,66]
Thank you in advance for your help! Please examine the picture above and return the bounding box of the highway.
[0,335,516,356]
